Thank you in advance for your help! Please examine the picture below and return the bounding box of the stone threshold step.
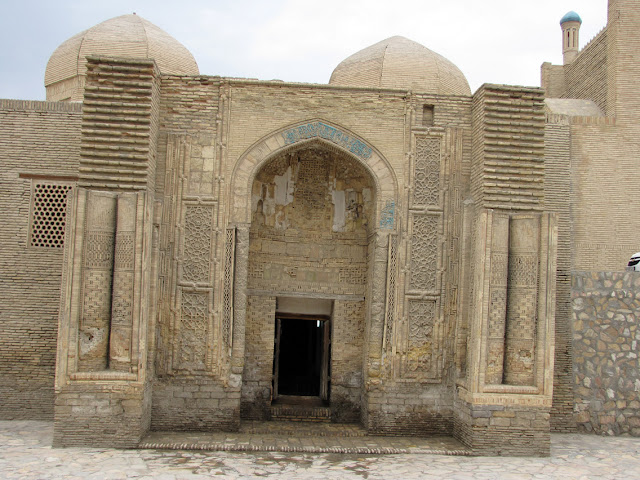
[241,420,367,436]
[137,441,470,455]
[139,428,471,456]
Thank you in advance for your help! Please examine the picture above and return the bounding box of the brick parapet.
[0,99,83,112]
[564,29,608,113]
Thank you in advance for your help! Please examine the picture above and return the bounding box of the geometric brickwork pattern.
[383,234,398,352]
[486,239,509,384]
[83,233,116,269]
[403,299,438,379]
[78,192,117,372]
[109,193,138,371]
[176,291,209,372]
[409,215,438,291]
[488,289,507,335]
[182,205,214,284]
[30,183,73,248]
[222,227,236,350]
[114,233,135,270]
[507,254,539,287]
[504,250,539,386]
[111,271,133,324]
[414,136,441,206]
[296,156,330,229]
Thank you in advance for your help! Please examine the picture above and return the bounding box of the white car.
[627,252,640,271]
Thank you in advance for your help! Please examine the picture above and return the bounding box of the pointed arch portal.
[230,120,399,421]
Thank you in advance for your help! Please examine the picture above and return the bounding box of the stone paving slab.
[3,421,640,479]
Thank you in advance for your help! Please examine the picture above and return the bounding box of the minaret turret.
[561,11,582,65]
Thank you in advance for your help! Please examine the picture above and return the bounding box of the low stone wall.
[572,271,640,435]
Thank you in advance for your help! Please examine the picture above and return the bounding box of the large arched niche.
[228,119,398,228]
[231,121,398,423]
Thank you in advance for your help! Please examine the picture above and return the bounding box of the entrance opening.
[273,314,331,401]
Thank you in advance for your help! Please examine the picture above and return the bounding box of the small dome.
[560,11,582,25]
[45,14,199,100]
[329,36,470,96]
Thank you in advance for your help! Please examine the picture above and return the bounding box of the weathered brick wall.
[544,116,576,432]
[52,57,160,447]
[366,383,453,436]
[569,120,638,271]
[240,295,276,420]
[564,29,608,113]
[156,75,220,198]
[53,382,151,448]
[151,75,231,430]
[151,379,241,431]
[608,0,640,123]
[0,99,81,419]
[224,82,408,180]
[540,63,566,98]
[454,398,551,456]
[572,271,640,436]
[331,300,364,422]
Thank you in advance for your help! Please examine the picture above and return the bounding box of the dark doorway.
[273,315,330,399]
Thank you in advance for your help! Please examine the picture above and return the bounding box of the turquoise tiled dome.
[560,11,582,25]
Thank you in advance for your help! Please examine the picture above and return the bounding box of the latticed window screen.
[30,183,73,248]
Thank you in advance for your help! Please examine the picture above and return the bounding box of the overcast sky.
[0,0,608,101]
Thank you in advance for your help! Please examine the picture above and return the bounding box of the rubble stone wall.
[572,271,640,436]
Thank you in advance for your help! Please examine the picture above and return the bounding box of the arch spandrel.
[229,119,399,230]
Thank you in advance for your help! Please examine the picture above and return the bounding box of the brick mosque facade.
[1,0,639,456]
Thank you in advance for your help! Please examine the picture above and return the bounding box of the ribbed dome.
[329,36,470,96]
[45,14,199,89]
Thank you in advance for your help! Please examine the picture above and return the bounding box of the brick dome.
[329,36,470,96]
[45,14,199,101]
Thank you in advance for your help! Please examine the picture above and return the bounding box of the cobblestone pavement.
[2,421,640,479]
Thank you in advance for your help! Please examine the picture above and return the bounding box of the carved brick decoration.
[486,214,509,385]
[414,136,441,206]
[30,183,73,248]
[409,214,438,292]
[222,227,236,350]
[504,218,540,386]
[78,191,117,372]
[404,299,438,379]
[109,193,137,371]
[176,291,210,372]
[383,234,398,352]
[182,205,214,284]
[295,156,330,228]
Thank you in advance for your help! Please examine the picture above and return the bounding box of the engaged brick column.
[54,57,160,447]
[455,85,557,456]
